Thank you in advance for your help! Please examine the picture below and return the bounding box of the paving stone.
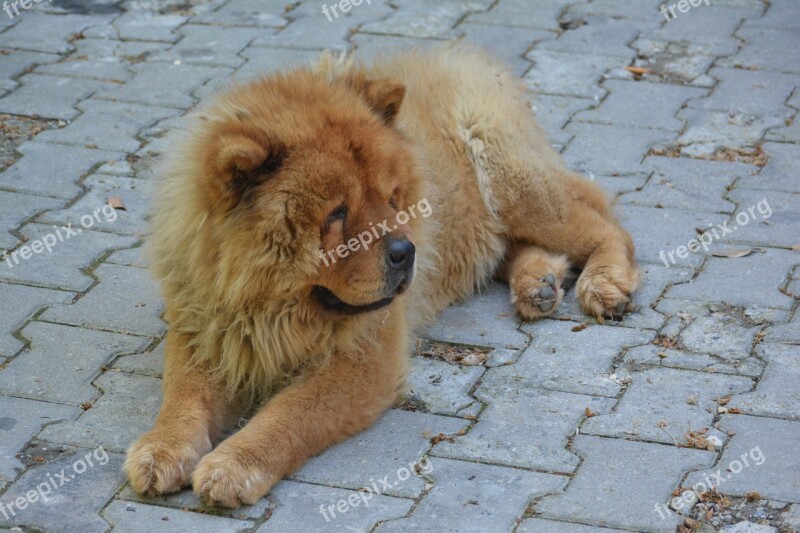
[636,6,757,56]
[538,16,656,59]
[0,447,124,532]
[112,10,189,42]
[565,0,664,20]
[251,18,352,51]
[235,47,320,81]
[767,312,800,343]
[535,435,715,533]
[406,355,483,416]
[0,74,118,120]
[721,522,779,533]
[35,99,181,153]
[531,94,594,146]
[0,191,63,250]
[678,303,762,361]
[259,480,412,532]
[40,263,165,336]
[39,371,161,453]
[33,57,132,84]
[723,188,799,248]
[191,0,290,27]
[104,246,148,268]
[0,396,79,481]
[39,175,152,237]
[118,482,270,521]
[433,386,614,472]
[582,367,752,445]
[0,321,146,405]
[0,283,73,359]
[594,174,649,197]
[616,204,724,267]
[459,23,548,77]
[728,343,800,419]
[466,0,565,31]
[741,142,800,192]
[524,51,620,99]
[112,341,163,378]
[748,0,800,30]
[684,415,800,502]
[422,281,528,363]
[0,141,125,199]
[377,457,566,533]
[0,49,59,94]
[103,500,254,532]
[361,0,491,39]
[688,68,797,119]
[677,107,787,156]
[667,247,797,309]
[574,80,706,131]
[0,223,136,291]
[152,25,264,67]
[68,37,167,64]
[562,123,668,175]
[720,25,800,74]
[509,321,652,397]
[348,33,443,64]
[95,62,232,109]
[520,518,630,532]
[0,12,114,54]
[631,39,719,83]
[620,156,756,213]
[291,409,464,498]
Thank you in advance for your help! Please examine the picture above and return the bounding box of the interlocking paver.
[0,0,798,530]
[683,415,800,502]
[0,141,126,199]
[0,447,124,532]
[582,367,753,445]
[433,385,615,472]
[291,409,464,498]
[40,263,165,336]
[39,371,161,453]
[535,435,715,532]
[377,457,566,533]
[0,396,79,481]
[0,321,146,405]
[258,480,412,531]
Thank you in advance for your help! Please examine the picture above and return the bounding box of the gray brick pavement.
[0,0,798,531]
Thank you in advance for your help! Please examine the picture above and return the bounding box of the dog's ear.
[203,133,284,209]
[361,78,405,126]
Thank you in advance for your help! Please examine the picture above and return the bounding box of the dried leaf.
[571,323,589,332]
[624,66,649,75]
[584,407,597,418]
[716,395,732,406]
[106,196,127,210]
[711,249,754,258]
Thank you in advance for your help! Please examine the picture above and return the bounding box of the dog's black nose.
[387,238,415,271]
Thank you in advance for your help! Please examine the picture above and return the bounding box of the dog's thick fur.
[125,44,639,507]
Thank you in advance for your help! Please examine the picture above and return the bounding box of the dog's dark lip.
[312,286,395,315]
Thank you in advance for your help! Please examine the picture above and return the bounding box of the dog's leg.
[191,316,407,508]
[506,174,639,321]
[497,241,570,320]
[124,330,228,495]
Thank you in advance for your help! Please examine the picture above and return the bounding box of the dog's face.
[196,70,423,316]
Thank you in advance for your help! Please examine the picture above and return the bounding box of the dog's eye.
[389,188,400,210]
[324,204,347,230]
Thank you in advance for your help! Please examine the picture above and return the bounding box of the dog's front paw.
[192,444,279,508]
[512,272,564,319]
[125,430,210,496]
[576,264,639,321]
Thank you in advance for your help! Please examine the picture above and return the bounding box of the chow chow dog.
[124,44,639,507]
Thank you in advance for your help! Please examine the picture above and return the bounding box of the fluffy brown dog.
[124,44,639,507]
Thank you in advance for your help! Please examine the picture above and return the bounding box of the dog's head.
[193,64,425,315]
